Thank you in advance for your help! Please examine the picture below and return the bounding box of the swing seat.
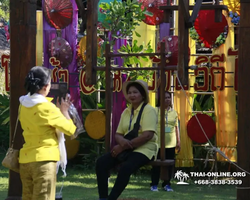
[149,159,175,166]
[149,159,175,180]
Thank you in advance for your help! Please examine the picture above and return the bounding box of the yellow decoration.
[36,11,43,66]
[133,22,156,107]
[223,0,240,15]
[65,135,80,159]
[85,111,106,139]
[174,0,195,167]
[213,15,237,162]
[79,36,102,62]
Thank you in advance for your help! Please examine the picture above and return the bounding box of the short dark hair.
[24,66,51,95]
[156,91,171,107]
[126,82,147,102]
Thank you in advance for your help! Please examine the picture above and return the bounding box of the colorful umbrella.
[151,36,190,65]
[78,36,103,62]
[187,114,216,144]
[194,10,228,48]
[48,37,73,69]
[43,0,73,29]
[139,0,164,25]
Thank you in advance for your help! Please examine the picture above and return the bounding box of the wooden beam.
[160,5,228,11]
[237,0,250,198]
[86,0,97,85]
[177,0,189,85]
[105,44,112,152]
[178,0,191,27]
[188,0,203,27]
[214,0,222,22]
[6,0,37,199]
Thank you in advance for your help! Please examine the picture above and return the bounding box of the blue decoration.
[229,11,240,25]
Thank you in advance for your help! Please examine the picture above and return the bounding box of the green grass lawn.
[0,163,237,200]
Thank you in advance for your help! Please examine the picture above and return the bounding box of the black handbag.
[116,103,147,162]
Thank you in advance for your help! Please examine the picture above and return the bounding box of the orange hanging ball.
[187,114,216,144]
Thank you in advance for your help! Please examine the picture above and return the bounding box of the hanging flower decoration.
[192,10,228,49]
[229,11,240,25]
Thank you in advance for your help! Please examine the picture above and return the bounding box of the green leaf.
[134,31,141,37]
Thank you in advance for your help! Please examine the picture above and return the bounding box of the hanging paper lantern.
[43,0,73,29]
[139,0,164,25]
[223,0,240,15]
[187,114,216,144]
[48,37,73,69]
[194,10,228,48]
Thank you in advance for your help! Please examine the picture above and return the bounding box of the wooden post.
[178,0,189,85]
[237,0,250,199]
[86,0,97,85]
[6,0,37,199]
[160,42,166,161]
[105,43,112,152]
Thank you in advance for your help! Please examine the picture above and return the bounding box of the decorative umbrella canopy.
[139,0,164,25]
[43,0,73,29]
[48,37,73,69]
[78,36,103,62]
[152,36,190,65]
[194,10,228,48]
[187,114,216,144]
[223,0,240,15]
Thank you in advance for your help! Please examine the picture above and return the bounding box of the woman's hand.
[111,145,124,157]
[119,138,133,150]
[115,134,133,150]
[176,142,181,153]
[56,95,72,120]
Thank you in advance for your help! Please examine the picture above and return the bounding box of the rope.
[176,75,250,176]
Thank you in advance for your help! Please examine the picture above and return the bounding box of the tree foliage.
[0,0,9,21]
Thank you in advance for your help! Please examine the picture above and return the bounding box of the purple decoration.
[109,33,127,149]
[159,23,170,40]
[43,0,82,119]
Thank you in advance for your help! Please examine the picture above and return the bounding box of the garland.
[189,26,228,49]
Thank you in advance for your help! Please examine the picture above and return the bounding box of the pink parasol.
[48,37,73,69]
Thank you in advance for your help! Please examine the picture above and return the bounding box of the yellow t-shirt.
[156,107,178,148]
[116,103,158,160]
[19,102,76,163]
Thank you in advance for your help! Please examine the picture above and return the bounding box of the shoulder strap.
[133,103,147,132]
[11,105,21,148]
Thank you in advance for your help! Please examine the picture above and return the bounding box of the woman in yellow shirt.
[19,66,76,200]
[150,91,181,192]
[96,80,158,200]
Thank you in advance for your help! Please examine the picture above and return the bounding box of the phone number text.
[194,179,242,185]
